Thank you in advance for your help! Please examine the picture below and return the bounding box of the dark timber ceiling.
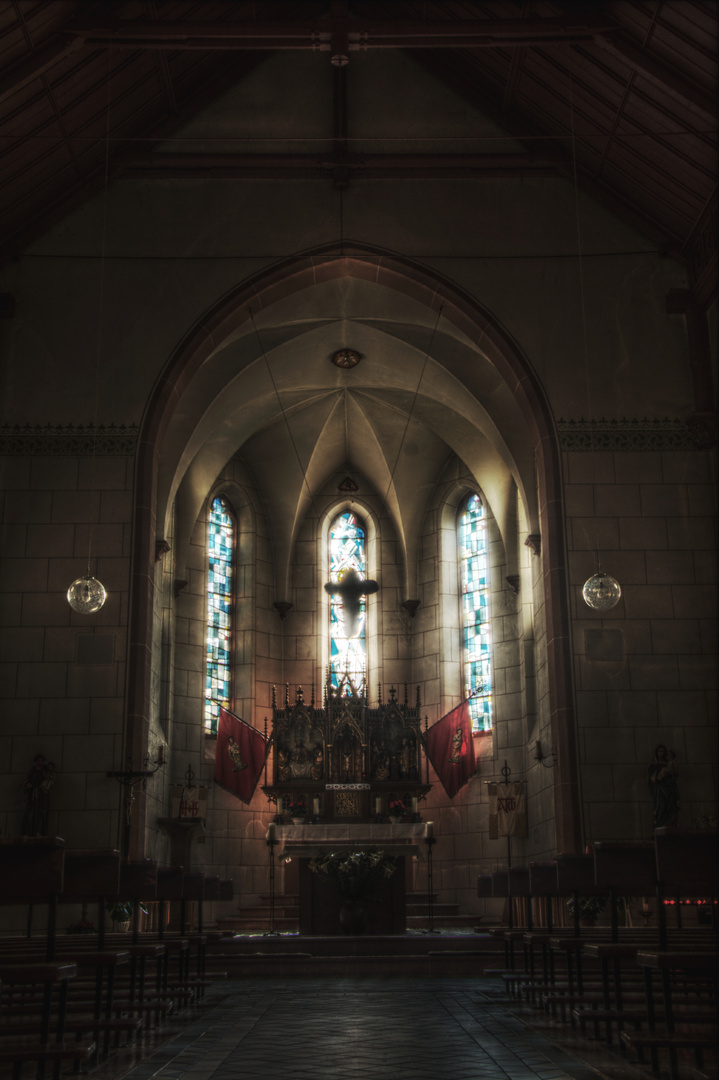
[0,1,716,299]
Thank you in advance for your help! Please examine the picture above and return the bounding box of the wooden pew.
[0,837,65,960]
[0,841,97,1078]
[619,829,719,1079]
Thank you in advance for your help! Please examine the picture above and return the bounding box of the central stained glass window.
[328,511,367,692]
[205,495,234,734]
[459,493,493,731]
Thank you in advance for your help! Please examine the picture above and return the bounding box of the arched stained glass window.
[328,511,367,693]
[459,493,493,731]
[205,495,234,734]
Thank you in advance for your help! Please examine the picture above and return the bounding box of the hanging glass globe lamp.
[67,575,107,614]
[583,570,621,611]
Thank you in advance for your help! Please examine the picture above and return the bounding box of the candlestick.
[158,745,164,764]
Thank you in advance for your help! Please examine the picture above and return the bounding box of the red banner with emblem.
[424,698,476,799]
[214,707,270,805]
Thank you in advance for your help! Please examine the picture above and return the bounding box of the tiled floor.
[118,977,615,1080]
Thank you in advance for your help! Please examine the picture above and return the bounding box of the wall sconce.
[534,739,557,769]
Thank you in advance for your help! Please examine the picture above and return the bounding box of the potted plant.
[567,894,607,926]
[287,797,307,824]
[388,799,406,823]
[308,847,397,933]
[105,899,147,931]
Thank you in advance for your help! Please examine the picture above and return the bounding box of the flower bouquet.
[388,799,406,819]
[287,797,307,820]
[308,847,397,901]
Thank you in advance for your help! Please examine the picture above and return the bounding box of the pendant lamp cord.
[569,75,602,574]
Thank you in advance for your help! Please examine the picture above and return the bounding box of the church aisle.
[119,977,605,1080]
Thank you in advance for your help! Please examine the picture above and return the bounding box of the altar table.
[278,823,425,935]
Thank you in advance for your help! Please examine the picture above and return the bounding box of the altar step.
[216,892,473,935]
[205,930,504,978]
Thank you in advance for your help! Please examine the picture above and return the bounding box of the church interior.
[0,2,716,1077]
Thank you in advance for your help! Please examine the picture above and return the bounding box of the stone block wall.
[0,441,134,924]
[564,440,718,841]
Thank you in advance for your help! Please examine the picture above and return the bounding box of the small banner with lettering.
[170,785,207,821]
[488,781,528,839]
[214,706,270,805]
[424,698,476,800]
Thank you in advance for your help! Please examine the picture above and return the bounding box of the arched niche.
[128,244,579,856]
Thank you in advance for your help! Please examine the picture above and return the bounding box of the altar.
[278,823,425,935]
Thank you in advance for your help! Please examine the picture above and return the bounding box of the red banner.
[424,699,476,799]
[214,707,269,805]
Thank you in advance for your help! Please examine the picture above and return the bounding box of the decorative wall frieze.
[557,417,710,451]
[0,422,138,456]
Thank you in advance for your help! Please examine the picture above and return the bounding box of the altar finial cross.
[324,568,379,638]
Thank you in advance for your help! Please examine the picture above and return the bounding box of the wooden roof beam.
[58,15,616,51]
[0,35,85,107]
[595,32,717,122]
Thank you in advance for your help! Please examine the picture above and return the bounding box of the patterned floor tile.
[117,977,607,1080]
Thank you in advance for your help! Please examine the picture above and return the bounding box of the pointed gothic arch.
[126,243,579,857]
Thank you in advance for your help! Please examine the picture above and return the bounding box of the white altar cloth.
[277,822,426,861]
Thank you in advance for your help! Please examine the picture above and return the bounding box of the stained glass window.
[205,495,234,734]
[328,511,367,693]
[459,493,493,731]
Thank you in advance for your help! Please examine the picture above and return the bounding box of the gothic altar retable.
[262,682,432,933]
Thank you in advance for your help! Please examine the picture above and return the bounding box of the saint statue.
[311,744,324,781]
[22,754,55,836]
[648,744,679,827]
[277,747,291,782]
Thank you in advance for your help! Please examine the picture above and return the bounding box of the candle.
[375,796,382,815]
[276,797,283,815]
[157,745,164,764]
[411,796,418,813]
[267,822,276,843]
[425,821,434,840]
[313,797,320,816]
[641,898,650,913]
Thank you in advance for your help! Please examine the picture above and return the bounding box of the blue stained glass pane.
[459,494,493,731]
[205,496,234,734]
[328,511,367,692]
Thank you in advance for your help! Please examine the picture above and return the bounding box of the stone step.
[205,932,504,977]
[407,903,460,917]
[218,915,299,932]
[237,905,299,918]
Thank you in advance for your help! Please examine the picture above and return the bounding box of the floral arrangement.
[567,894,607,923]
[388,799,406,817]
[66,916,95,934]
[105,899,148,924]
[287,798,307,817]
[308,847,397,901]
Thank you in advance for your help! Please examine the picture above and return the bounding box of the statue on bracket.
[21,753,55,836]
[648,744,680,828]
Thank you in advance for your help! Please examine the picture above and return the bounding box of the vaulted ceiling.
[1,1,716,302]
